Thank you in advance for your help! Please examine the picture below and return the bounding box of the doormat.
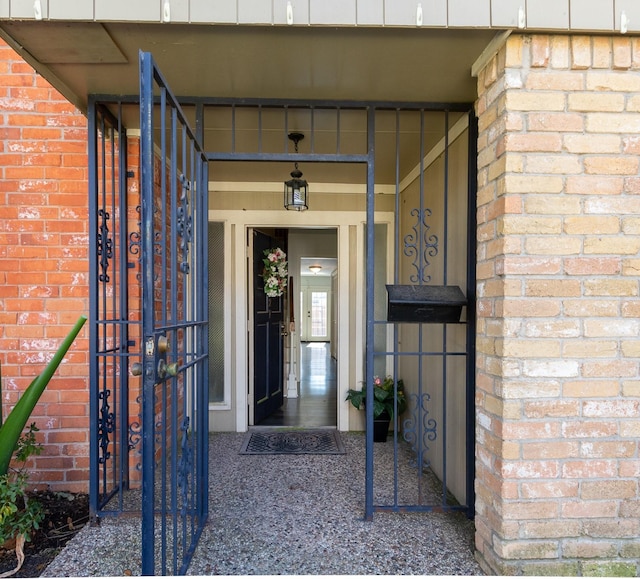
[239,430,346,455]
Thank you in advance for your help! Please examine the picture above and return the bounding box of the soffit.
[0,21,487,186]
[0,21,496,108]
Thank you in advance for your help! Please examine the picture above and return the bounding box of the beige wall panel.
[310,0,356,24]
[385,0,447,26]
[491,0,522,27]
[95,0,160,21]
[238,0,273,24]
[190,0,236,23]
[570,0,613,30]
[396,129,469,505]
[357,0,384,25]
[615,0,640,32]
[11,0,48,18]
[0,0,9,17]
[273,0,309,25]
[49,0,93,20]
[527,0,569,29]
[449,0,490,27]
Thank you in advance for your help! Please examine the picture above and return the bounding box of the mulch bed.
[0,491,89,578]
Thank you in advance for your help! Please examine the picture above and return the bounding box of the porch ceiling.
[0,21,496,108]
[0,21,494,186]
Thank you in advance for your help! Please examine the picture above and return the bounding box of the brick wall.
[0,40,90,492]
[475,34,640,575]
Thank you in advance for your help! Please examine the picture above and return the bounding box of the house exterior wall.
[0,40,90,492]
[475,33,640,576]
[2,23,640,573]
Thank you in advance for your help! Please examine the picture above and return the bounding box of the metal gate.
[89,52,209,575]
[89,88,474,572]
[365,109,477,519]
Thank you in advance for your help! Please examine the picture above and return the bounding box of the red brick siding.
[0,40,90,493]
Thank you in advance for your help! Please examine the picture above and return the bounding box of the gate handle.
[157,360,179,379]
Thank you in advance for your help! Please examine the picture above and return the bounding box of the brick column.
[475,34,640,576]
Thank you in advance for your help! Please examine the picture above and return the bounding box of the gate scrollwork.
[403,208,439,283]
[402,392,438,470]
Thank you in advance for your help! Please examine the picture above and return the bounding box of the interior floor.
[259,342,337,428]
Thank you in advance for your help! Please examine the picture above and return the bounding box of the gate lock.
[132,335,176,379]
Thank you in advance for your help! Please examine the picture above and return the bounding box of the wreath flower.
[262,247,288,297]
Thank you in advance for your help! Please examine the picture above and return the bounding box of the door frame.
[209,209,395,432]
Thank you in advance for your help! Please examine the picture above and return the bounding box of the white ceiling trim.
[209,181,396,195]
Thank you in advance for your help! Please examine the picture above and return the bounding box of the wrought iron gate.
[364,109,477,519]
[138,51,209,575]
[89,52,209,576]
[90,87,474,571]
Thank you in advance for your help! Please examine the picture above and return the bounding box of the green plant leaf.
[345,389,365,410]
[373,387,391,402]
[0,315,87,476]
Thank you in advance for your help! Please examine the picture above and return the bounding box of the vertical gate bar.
[88,98,99,522]
[364,106,375,520]
[108,119,118,510]
[393,110,401,286]
[159,87,169,576]
[310,106,315,152]
[187,141,202,536]
[284,105,289,151]
[392,108,401,507]
[99,112,111,500]
[441,111,450,506]
[117,104,130,500]
[231,105,236,153]
[417,109,425,504]
[198,157,210,525]
[465,110,478,518]
[139,50,156,577]
[164,101,173,576]
[193,140,200,534]
[185,137,193,548]
[195,102,204,148]
[258,105,263,153]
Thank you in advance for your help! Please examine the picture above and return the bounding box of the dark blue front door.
[253,230,284,424]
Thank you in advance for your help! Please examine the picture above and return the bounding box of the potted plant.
[346,375,407,442]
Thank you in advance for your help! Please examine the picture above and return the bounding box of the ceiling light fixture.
[308,265,322,275]
[284,132,309,211]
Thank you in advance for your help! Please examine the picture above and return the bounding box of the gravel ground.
[44,432,482,576]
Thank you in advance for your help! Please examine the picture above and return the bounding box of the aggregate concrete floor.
[44,432,483,576]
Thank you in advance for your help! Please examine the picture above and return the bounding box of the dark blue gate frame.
[89,87,477,574]
[138,51,210,575]
[365,109,477,520]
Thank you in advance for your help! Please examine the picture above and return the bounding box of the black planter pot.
[373,410,391,443]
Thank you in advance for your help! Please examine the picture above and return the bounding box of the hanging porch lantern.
[284,132,308,211]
